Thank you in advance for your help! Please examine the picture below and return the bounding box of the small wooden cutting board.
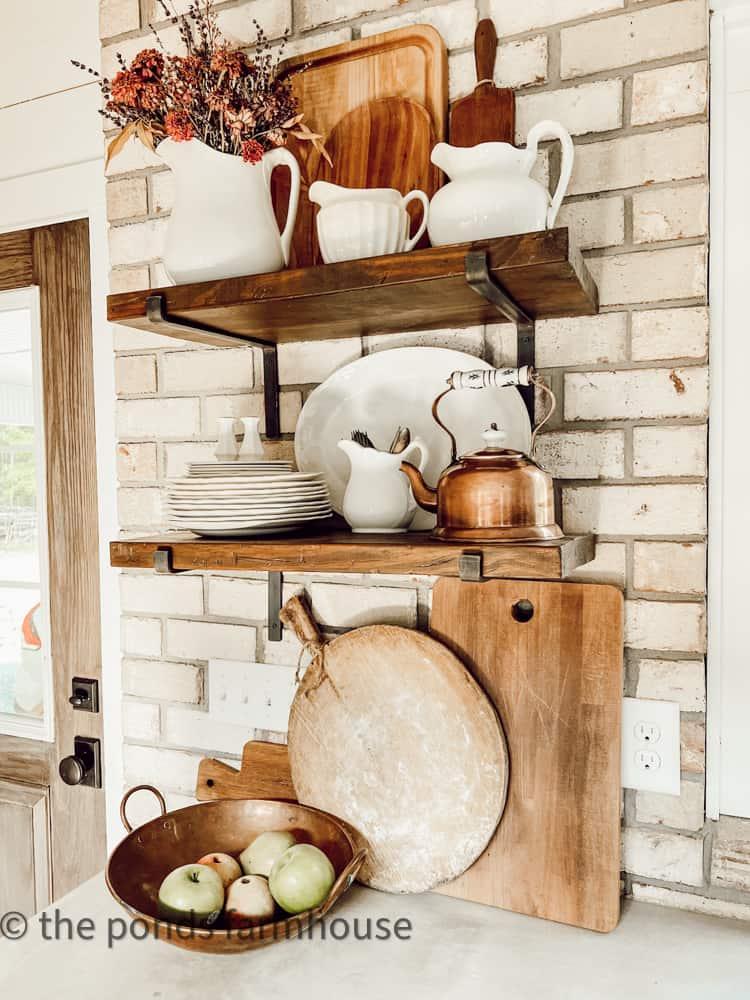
[449,19,515,146]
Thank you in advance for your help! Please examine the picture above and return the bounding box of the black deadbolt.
[511,599,535,623]
[68,677,99,712]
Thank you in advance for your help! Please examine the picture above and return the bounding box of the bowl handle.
[120,784,167,832]
[319,847,368,917]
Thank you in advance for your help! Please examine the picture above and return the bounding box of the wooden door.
[0,221,105,910]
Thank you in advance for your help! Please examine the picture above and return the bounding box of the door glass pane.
[0,296,51,738]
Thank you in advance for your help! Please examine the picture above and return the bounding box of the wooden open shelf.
[106,228,597,346]
[110,529,594,581]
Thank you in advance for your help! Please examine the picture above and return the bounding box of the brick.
[568,542,626,586]
[631,307,708,362]
[450,36,548,99]
[625,600,705,653]
[110,267,150,295]
[118,486,161,528]
[588,246,706,307]
[489,0,623,37]
[560,1,707,79]
[632,884,750,923]
[164,706,251,755]
[360,0,476,49]
[123,744,202,796]
[163,441,218,478]
[105,131,162,175]
[622,827,704,886]
[516,79,622,143]
[565,367,708,421]
[633,425,707,478]
[162,348,255,393]
[208,577,268,620]
[202,391,301,436]
[364,326,484,358]
[117,397,200,438]
[280,28,352,60]
[562,484,706,535]
[120,572,203,616]
[556,195,625,250]
[298,0,401,31]
[108,218,168,266]
[635,780,704,832]
[310,582,417,628]
[166,619,256,661]
[259,626,304,666]
[636,658,705,712]
[535,312,627,367]
[632,61,708,126]
[711,817,750,892]
[121,617,162,657]
[123,658,203,704]
[100,0,140,38]
[535,430,624,479]
[633,543,707,596]
[681,718,705,774]
[633,184,708,245]
[216,0,292,42]
[123,700,161,742]
[568,123,707,196]
[277,338,361,385]
[117,441,157,482]
[106,177,148,222]
[115,354,157,395]
[149,170,174,215]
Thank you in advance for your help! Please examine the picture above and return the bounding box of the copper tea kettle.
[400,366,563,542]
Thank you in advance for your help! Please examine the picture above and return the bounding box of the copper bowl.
[106,785,367,954]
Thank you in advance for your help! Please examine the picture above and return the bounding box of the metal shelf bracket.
[154,547,186,574]
[146,294,280,438]
[268,571,283,641]
[458,552,483,582]
[465,250,535,421]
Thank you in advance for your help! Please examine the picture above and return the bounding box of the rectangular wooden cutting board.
[430,578,623,933]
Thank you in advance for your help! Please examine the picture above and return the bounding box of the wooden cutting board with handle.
[279,594,508,894]
[274,27,448,268]
[430,578,623,932]
[449,19,515,146]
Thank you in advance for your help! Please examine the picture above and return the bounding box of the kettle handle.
[524,120,574,229]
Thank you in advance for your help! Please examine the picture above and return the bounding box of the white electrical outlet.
[621,697,680,795]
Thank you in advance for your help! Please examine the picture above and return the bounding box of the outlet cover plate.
[208,658,296,733]
[621,697,680,795]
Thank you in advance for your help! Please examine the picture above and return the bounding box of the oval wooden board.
[288,624,508,894]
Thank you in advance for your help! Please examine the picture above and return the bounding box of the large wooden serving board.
[430,578,623,933]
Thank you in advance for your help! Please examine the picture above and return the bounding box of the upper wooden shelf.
[110,530,594,581]
[107,228,597,347]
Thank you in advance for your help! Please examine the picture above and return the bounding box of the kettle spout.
[400,461,437,513]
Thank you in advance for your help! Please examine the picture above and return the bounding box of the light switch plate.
[621,697,680,795]
[208,659,296,733]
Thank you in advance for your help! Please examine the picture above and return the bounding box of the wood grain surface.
[430,578,623,932]
[196,741,294,802]
[106,228,598,344]
[282,596,508,893]
[449,19,516,147]
[109,531,595,580]
[0,781,50,916]
[0,230,33,290]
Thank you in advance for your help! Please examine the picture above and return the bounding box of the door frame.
[0,160,121,851]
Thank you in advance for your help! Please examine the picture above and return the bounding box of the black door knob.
[58,737,101,787]
[59,754,87,785]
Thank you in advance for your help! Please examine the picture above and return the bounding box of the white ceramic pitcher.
[158,138,301,284]
[338,437,430,532]
[427,120,574,246]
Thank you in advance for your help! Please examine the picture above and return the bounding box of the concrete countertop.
[0,874,748,999]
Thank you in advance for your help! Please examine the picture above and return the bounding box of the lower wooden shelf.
[110,529,594,580]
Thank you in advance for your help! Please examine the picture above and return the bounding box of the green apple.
[225,875,275,928]
[197,852,242,889]
[157,863,225,927]
[240,830,296,877]
[269,844,335,914]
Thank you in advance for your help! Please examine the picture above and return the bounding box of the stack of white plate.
[186,460,292,477]
[165,466,332,537]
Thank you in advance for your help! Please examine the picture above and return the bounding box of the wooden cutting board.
[430,578,623,933]
[449,19,515,146]
[196,740,294,802]
[280,594,508,894]
[274,27,448,268]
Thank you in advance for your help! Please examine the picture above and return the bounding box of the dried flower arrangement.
[74,0,328,167]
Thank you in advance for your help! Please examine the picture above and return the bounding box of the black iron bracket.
[153,547,186,574]
[465,250,535,422]
[146,294,280,438]
[268,571,283,642]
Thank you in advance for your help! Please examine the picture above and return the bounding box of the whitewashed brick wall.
[101,0,750,920]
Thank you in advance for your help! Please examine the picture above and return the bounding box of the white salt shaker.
[215,417,238,462]
[238,416,265,460]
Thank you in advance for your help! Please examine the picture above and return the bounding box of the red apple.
[225,875,275,928]
[197,852,242,889]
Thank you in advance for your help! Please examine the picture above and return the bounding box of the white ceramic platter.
[187,525,302,538]
[294,347,532,529]
[170,511,332,529]
[171,473,324,485]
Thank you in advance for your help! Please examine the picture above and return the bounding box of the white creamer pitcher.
[338,437,430,532]
[427,120,574,246]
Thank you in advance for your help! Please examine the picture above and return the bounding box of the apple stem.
[189,872,200,883]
